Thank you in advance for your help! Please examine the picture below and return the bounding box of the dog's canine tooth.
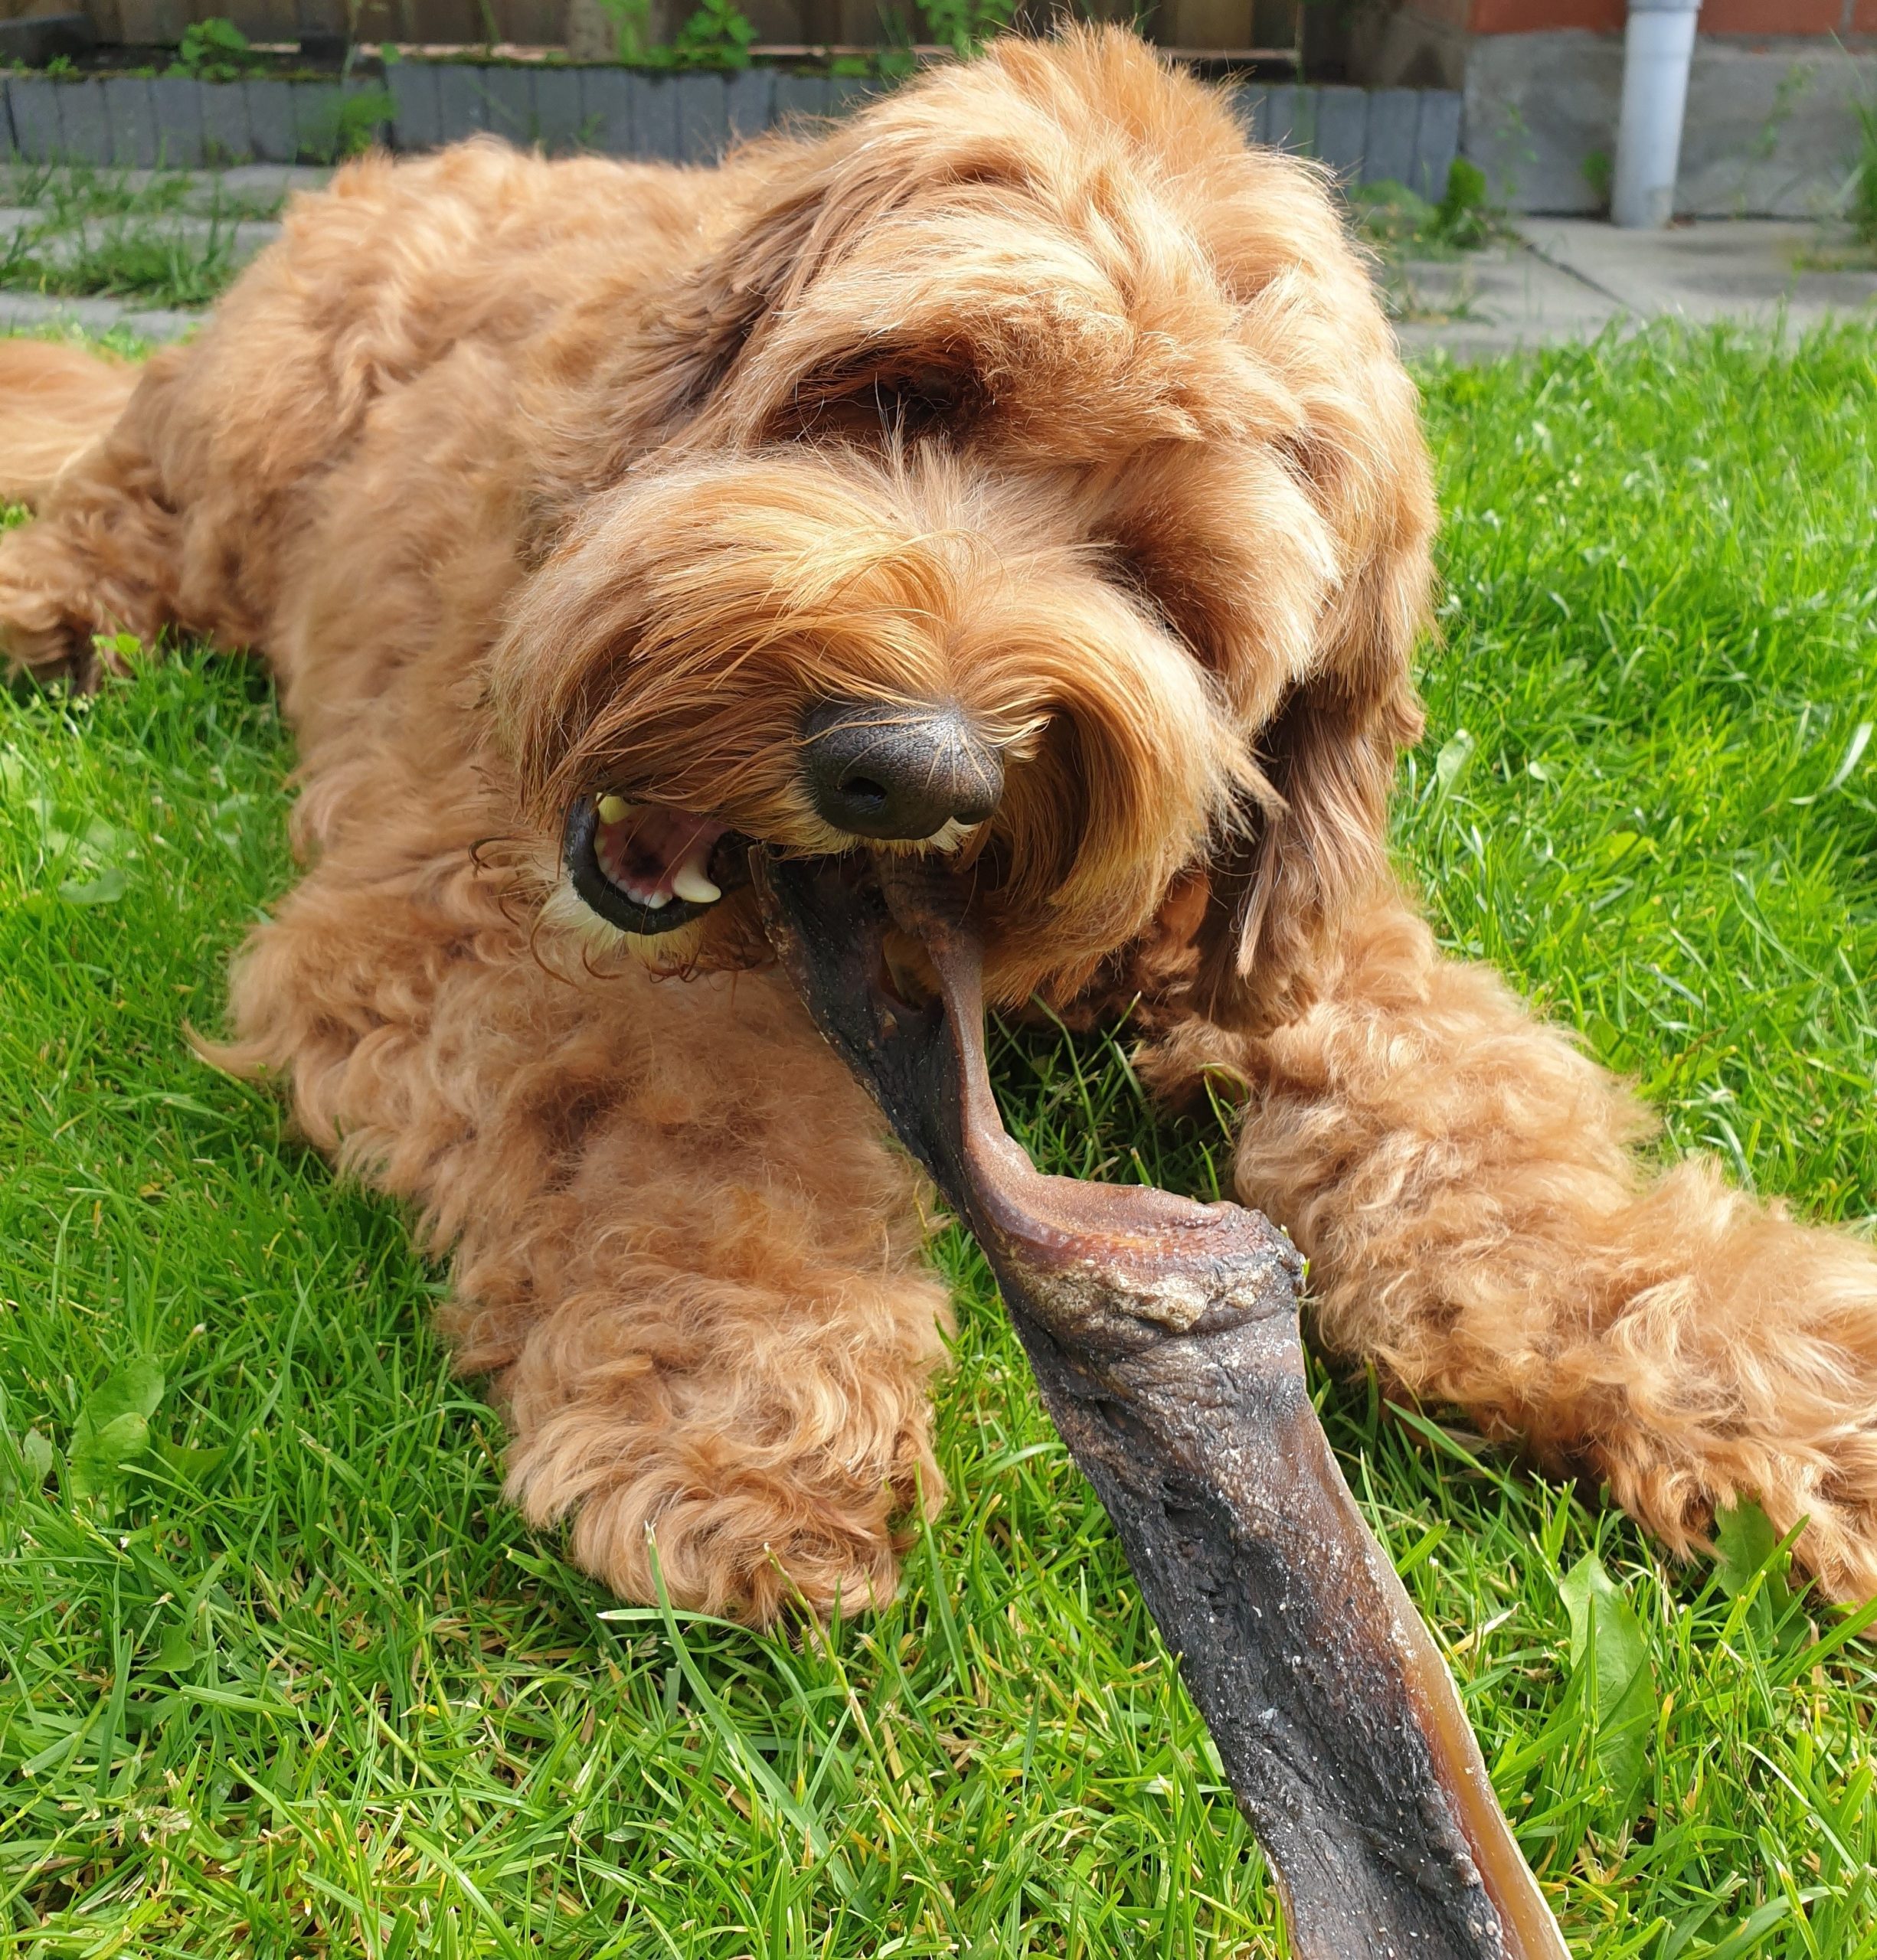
[671,860,721,905]
[597,793,629,825]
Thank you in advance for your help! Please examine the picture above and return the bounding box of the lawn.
[2,323,1875,1959]
[0,165,289,313]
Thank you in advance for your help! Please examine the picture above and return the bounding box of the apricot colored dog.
[3,30,1874,1622]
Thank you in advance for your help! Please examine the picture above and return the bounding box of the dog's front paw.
[560,1466,912,1624]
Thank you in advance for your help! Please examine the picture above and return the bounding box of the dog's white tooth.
[597,793,629,825]
[638,889,670,910]
[671,861,721,905]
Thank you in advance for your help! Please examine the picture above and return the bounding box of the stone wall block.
[389,60,443,152]
[577,65,633,153]
[675,71,728,162]
[1362,85,1418,188]
[531,65,586,152]
[8,77,62,161]
[1313,83,1367,181]
[199,77,253,164]
[146,76,204,168]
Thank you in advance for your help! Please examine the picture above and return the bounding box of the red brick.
[1471,0,1624,32]
[1702,0,1843,29]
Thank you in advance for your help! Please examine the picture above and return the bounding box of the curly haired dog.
[3,30,1875,1623]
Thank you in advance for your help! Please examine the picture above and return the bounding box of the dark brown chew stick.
[753,851,1571,1960]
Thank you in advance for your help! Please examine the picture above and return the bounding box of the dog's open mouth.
[561,795,752,936]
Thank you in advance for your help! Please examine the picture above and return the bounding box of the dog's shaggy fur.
[4,31,1875,1620]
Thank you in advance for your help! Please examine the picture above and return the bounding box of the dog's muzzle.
[561,795,752,936]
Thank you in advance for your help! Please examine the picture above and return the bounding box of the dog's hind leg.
[1146,884,1877,1603]
[211,823,953,1625]
[0,342,203,688]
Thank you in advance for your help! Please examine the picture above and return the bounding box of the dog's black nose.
[801,699,1004,841]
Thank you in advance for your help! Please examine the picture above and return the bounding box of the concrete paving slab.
[0,290,198,341]
[1388,240,1622,361]
[1516,219,1877,333]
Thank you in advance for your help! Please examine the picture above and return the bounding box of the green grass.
[0,165,287,312]
[2,323,1875,1958]
[0,221,242,312]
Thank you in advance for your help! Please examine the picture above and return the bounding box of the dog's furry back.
[0,341,138,508]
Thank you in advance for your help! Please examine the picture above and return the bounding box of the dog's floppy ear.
[1188,565,1427,1034]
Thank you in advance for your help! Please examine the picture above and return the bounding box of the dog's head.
[485,29,1432,1027]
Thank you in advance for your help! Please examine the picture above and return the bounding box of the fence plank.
[1312,83,1365,185]
[146,76,204,167]
[1362,86,1417,188]
[531,64,585,154]
[1409,89,1460,202]
[199,77,253,165]
[8,78,62,162]
[630,72,679,162]
[388,60,443,153]
[772,71,829,130]
[826,72,878,119]
[1259,83,1309,152]
[104,77,159,167]
[476,64,536,146]
[1221,81,1260,144]
[724,66,773,148]
[577,65,633,154]
[61,79,113,163]
[243,79,298,164]
[675,71,728,163]
[433,62,489,143]
[288,83,343,164]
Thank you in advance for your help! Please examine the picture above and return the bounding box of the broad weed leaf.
[67,1359,165,1508]
[59,867,128,905]
[1434,727,1476,799]
[1559,1550,1656,1819]
[1712,1498,1799,1647]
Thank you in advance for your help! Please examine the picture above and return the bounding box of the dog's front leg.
[1146,880,1877,1603]
[216,848,953,1625]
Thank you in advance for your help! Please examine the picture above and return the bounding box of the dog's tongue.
[752,848,1571,1960]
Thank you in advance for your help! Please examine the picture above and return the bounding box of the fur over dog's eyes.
[780,361,983,441]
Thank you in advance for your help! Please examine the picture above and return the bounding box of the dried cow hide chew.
[753,851,1572,1960]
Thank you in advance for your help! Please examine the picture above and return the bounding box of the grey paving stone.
[57,79,113,165]
[631,74,680,162]
[243,80,299,165]
[198,77,253,165]
[1313,84,1366,185]
[146,77,204,169]
[388,60,443,152]
[1362,87,1418,190]
[476,66,536,147]
[104,77,159,170]
[531,66,585,154]
[211,162,328,204]
[675,73,727,164]
[434,64,489,144]
[1411,90,1460,204]
[724,67,773,147]
[772,71,829,129]
[6,78,61,162]
[577,67,633,155]
[0,289,200,341]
